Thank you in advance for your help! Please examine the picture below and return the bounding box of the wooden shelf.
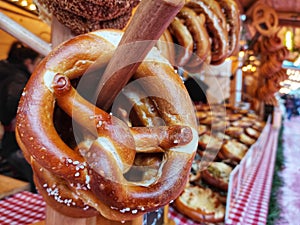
[0,174,30,199]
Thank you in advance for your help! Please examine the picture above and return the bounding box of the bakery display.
[1,0,276,223]
[173,103,265,223]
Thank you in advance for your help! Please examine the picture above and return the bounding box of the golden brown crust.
[239,133,256,146]
[217,0,241,55]
[168,17,194,67]
[201,162,232,191]
[198,133,223,151]
[220,140,248,163]
[174,186,225,223]
[177,8,211,66]
[16,30,198,220]
[185,0,229,64]
[225,126,244,138]
[157,29,175,65]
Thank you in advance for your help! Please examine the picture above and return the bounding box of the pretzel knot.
[15,30,198,221]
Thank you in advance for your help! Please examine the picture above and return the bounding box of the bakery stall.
[0,0,298,224]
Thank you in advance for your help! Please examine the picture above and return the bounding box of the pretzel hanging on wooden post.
[15,29,198,222]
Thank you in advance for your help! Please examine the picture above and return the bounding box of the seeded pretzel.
[16,30,198,221]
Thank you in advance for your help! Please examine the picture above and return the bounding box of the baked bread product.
[189,157,202,182]
[174,185,225,223]
[197,124,208,136]
[201,162,232,191]
[245,127,260,139]
[219,140,248,163]
[239,133,256,146]
[15,30,198,221]
[34,0,140,34]
[198,133,223,151]
[225,126,244,138]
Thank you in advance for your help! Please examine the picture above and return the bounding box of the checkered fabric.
[169,205,206,225]
[226,126,279,225]
[0,191,45,225]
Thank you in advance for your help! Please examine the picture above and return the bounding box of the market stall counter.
[0,115,280,225]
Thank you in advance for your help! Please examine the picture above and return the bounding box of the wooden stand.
[163,205,176,225]
[0,175,30,199]
[31,205,143,225]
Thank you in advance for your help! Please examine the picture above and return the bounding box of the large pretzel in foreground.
[16,30,198,221]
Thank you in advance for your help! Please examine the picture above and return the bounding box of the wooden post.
[31,205,143,225]
[45,206,97,225]
[163,205,176,225]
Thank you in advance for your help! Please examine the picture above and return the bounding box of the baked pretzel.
[16,30,198,221]
[177,7,211,68]
[157,29,175,65]
[218,0,241,56]
[35,0,138,34]
[156,0,240,70]
[251,3,279,37]
[185,0,229,65]
[168,16,194,67]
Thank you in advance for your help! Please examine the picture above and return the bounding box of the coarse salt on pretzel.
[16,30,198,221]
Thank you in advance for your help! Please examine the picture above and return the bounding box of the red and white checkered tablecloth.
[225,126,279,225]
[0,191,45,225]
[169,205,207,225]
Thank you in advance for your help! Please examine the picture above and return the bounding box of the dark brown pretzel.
[16,30,198,221]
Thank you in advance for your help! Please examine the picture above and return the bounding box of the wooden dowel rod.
[95,0,184,110]
[0,12,51,56]
[50,16,74,48]
[45,205,97,225]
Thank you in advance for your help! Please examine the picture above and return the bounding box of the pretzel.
[217,0,241,56]
[186,0,229,65]
[251,3,279,37]
[49,0,132,21]
[157,29,175,65]
[262,35,282,53]
[16,30,198,221]
[35,0,138,35]
[177,7,211,68]
[260,54,282,77]
[168,16,194,67]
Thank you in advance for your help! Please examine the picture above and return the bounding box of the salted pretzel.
[16,30,198,221]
